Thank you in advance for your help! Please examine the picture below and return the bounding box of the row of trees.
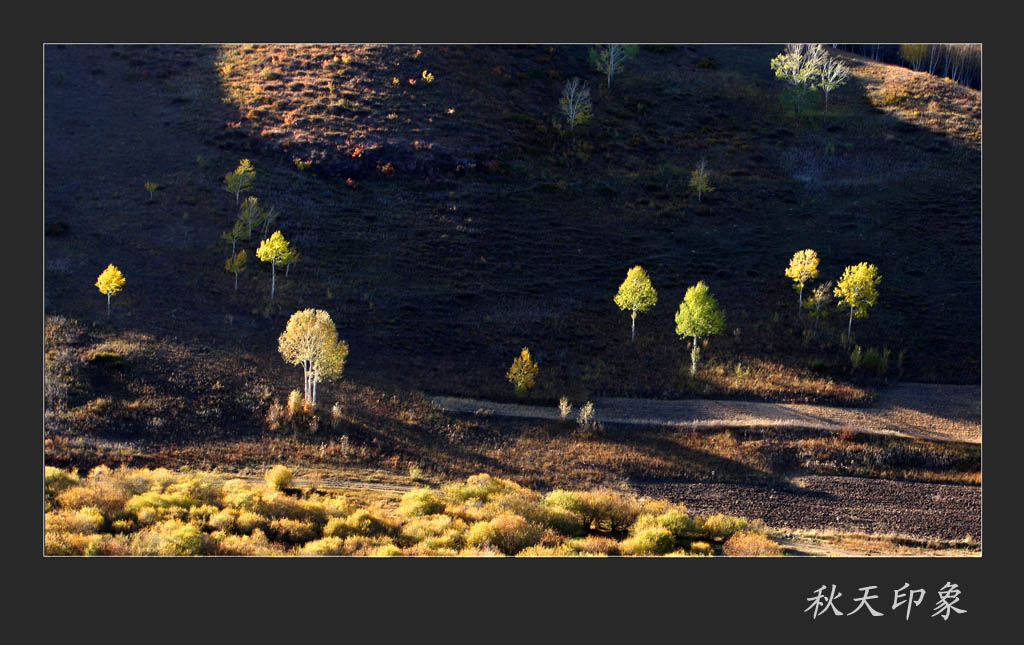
[219,159,298,299]
[613,266,726,375]
[834,44,981,89]
[784,249,881,338]
[558,44,641,137]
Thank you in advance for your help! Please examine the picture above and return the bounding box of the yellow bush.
[209,508,239,532]
[401,514,454,542]
[221,479,261,510]
[215,529,283,556]
[131,519,204,555]
[45,466,79,500]
[568,536,620,555]
[722,531,783,556]
[300,536,346,555]
[56,484,130,516]
[485,513,542,555]
[701,513,750,540]
[397,488,446,517]
[620,525,675,556]
[517,544,576,556]
[268,518,319,545]
[265,464,294,490]
[46,506,105,535]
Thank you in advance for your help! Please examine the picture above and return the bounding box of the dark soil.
[637,475,980,542]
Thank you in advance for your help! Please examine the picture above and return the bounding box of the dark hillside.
[44,44,980,448]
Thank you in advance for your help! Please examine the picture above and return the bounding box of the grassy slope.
[44,45,980,496]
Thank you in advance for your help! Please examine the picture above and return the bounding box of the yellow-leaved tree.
[674,281,726,376]
[785,249,820,314]
[278,309,349,405]
[95,264,126,317]
[614,265,658,342]
[834,262,881,340]
[506,347,539,396]
[225,249,247,291]
[256,230,293,299]
[224,158,255,204]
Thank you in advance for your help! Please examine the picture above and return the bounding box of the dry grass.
[776,527,980,556]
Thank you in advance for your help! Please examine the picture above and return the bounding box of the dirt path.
[428,382,980,444]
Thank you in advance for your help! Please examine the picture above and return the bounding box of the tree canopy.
[834,262,881,338]
[506,347,539,396]
[95,264,126,317]
[278,309,349,404]
[674,281,726,375]
[256,230,293,299]
[224,158,255,204]
[785,249,820,313]
[614,265,658,342]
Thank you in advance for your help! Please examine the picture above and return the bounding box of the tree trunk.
[631,310,636,342]
[691,335,698,376]
[107,293,111,317]
[848,304,854,339]
[271,263,276,299]
[798,283,804,313]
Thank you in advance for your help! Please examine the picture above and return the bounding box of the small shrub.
[621,525,676,555]
[300,536,345,555]
[45,466,79,500]
[325,509,393,538]
[518,544,576,557]
[268,518,319,545]
[543,506,586,537]
[329,402,344,427]
[569,535,620,555]
[401,514,463,546]
[264,465,293,490]
[701,513,750,540]
[265,400,286,430]
[45,506,106,535]
[465,520,498,550]
[577,401,596,428]
[485,513,542,555]
[722,531,783,556]
[343,535,393,555]
[408,464,424,481]
[131,519,204,556]
[124,490,199,515]
[655,509,701,539]
[209,508,239,533]
[215,528,282,556]
[849,345,863,370]
[558,396,572,420]
[398,488,446,517]
[286,390,305,420]
[443,473,512,504]
[506,347,539,396]
[375,544,403,557]
[689,541,713,556]
[235,511,268,534]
